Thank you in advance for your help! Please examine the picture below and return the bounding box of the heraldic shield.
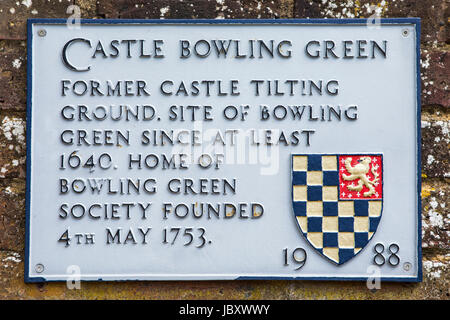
[291,154,383,265]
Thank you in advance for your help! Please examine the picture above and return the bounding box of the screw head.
[403,262,412,271]
[35,263,44,273]
[402,29,409,37]
[37,29,47,37]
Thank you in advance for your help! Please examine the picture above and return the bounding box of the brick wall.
[0,0,448,299]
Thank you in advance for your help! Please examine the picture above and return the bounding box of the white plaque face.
[26,19,421,282]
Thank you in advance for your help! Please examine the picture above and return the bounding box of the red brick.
[0,182,25,252]
[98,0,286,19]
[0,114,26,179]
[421,115,450,178]
[421,48,449,108]
[422,181,449,249]
[0,0,74,40]
[0,41,27,111]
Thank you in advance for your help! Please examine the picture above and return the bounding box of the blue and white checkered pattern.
[292,154,382,265]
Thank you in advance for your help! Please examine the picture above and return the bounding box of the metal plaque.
[26,19,421,282]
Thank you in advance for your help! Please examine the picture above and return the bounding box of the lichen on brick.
[0,0,448,300]
[97,0,291,20]
[423,254,449,279]
[0,115,26,179]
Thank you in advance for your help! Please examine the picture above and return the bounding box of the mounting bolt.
[403,262,412,271]
[402,29,409,37]
[37,29,47,37]
[35,263,44,273]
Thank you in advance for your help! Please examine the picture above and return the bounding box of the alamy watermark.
[66,265,81,290]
